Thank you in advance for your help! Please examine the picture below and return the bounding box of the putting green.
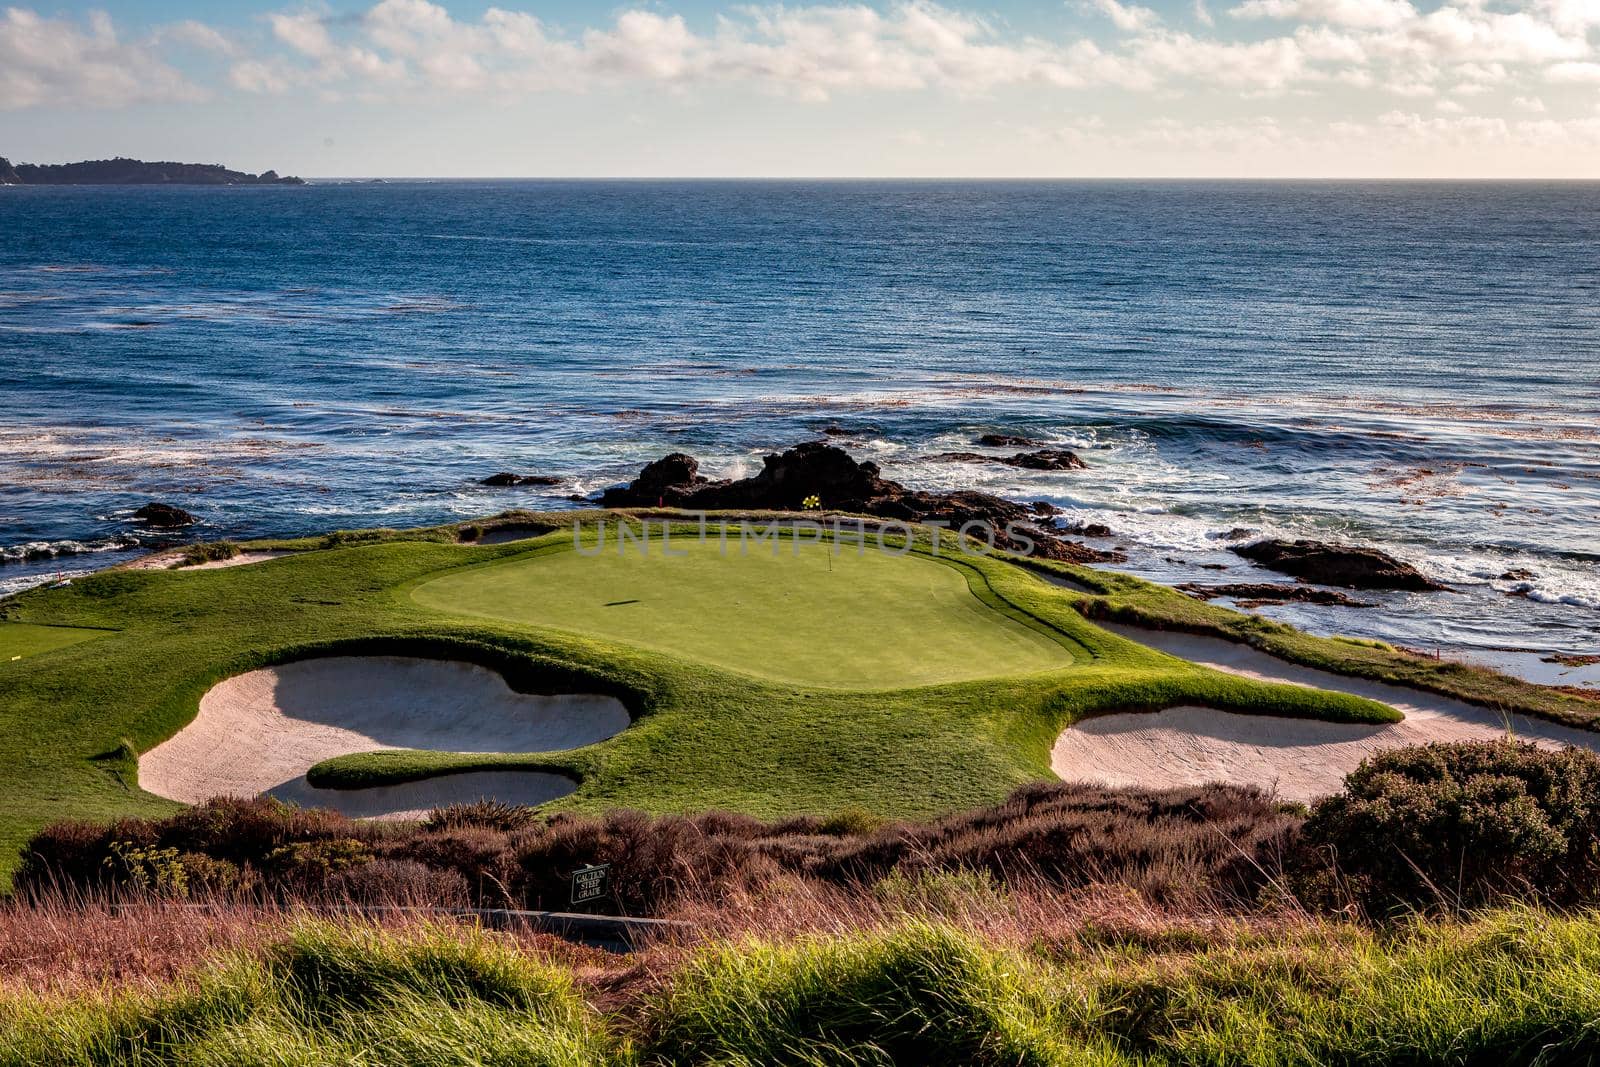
[0,622,106,663]
[412,538,1082,688]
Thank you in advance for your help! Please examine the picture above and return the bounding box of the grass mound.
[0,922,606,1067]
[644,922,1070,1066]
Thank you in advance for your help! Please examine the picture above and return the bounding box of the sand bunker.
[1052,624,1600,803]
[141,656,630,817]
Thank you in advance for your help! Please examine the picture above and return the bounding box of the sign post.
[570,863,610,906]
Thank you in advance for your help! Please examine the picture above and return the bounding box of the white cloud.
[1547,60,1600,82]
[1231,0,1415,30]
[1086,0,1162,33]
[0,8,200,110]
[1513,94,1547,111]
[158,20,237,56]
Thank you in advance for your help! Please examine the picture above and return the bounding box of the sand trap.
[1052,623,1600,803]
[141,656,630,817]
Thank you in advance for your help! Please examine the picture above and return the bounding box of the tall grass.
[0,920,609,1067]
[8,894,1600,1064]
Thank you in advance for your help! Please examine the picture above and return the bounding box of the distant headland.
[0,156,304,186]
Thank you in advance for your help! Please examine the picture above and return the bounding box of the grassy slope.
[0,517,1396,887]
[8,909,1600,1065]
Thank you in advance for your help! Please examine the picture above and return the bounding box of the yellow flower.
[802,494,821,510]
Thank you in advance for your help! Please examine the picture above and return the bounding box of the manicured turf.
[0,623,107,663]
[0,514,1413,888]
[412,538,1081,688]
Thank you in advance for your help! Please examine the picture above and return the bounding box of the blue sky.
[5,0,1600,176]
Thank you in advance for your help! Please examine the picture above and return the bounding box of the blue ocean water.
[2,181,1597,675]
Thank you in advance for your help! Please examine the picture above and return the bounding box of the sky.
[4,0,1600,177]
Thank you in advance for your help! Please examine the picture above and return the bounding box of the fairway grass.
[0,623,108,663]
[412,539,1081,688]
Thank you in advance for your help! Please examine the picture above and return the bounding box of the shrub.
[1295,739,1600,915]
[326,860,470,906]
[178,541,239,566]
[511,810,777,913]
[425,801,535,834]
[266,839,374,894]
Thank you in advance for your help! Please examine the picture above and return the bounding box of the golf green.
[412,538,1083,688]
[0,623,107,663]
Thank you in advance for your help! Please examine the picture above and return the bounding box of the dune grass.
[9,907,1600,1065]
[0,515,1396,887]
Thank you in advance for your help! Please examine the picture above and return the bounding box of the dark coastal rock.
[977,433,1041,447]
[1500,568,1537,582]
[927,449,1087,471]
[1176,582,1374,607]
[1231,539,1446,591]
[1006,449,1086,471]
[481,472,562,487]
[600,441,1121,561]
[132,503,197,528]
[1217,527,1258,542]
[1063,522,1113,538]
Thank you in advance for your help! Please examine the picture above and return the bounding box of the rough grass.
[0,516,1404,888]
[9,904,1600,1065]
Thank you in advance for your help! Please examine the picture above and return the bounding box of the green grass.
[0,623,109,663]
[0,513,1425,887]
[412,536,1082,689]
[11,909,1600,1065]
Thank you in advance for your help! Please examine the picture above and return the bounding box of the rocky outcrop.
[928,449,1087,471]
[1,157,304,186]
[977,433,1041,447]
[1176,582,1373,607]
[600,441,1120,562]
[1231,539,1446,591]
[133,503,198,528]
[480,472,562,487]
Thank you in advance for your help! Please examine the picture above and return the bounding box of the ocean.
[2,180,1597,684]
